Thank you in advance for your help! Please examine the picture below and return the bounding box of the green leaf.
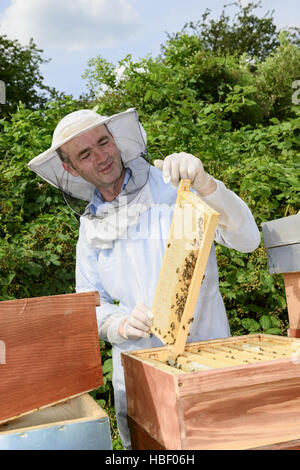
[263,328,282,335]
[241,318,260,332]
[259,315,272,330]
[270,316,281,328]
[96,398,106,408]
[102,358,113,374]
[246,304,264,314]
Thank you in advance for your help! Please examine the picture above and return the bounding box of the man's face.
[61,124,124,196]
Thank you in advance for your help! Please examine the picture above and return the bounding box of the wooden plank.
[177,351,234,369]
[185,335,257,350]
[180,377,300,450]
[248,339,297,354]
[190,347,245,365]
[128,416,166,450]
[266,244,300,273]
[219,342,291,359]
[0,292,102,424]
[253,438,300,450]
[130,411,300,450]
[234,342,293,359]
[261,214,300,248]
[200,344,281,363]
[258,334,300,345]
[174,355,300,397]
[122,351,183,449]
[140,357,186,374]
[171,209,219,359]
[288,329,300,338]
[0,394,106,434]
[284,272,300,330]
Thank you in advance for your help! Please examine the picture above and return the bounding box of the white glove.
[154,152,216,196]
[118,304,153,341]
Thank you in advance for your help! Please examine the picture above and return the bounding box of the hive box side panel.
[0,395,112,450]
[127,416,166,450]
[266,244,300,274]
[180,377,300,450]
[254,438,300,450]
[261,214,300,248]
[0,292,102,423]
[122,353,183,450]
[175,356,300,396]
[0,419,112,450]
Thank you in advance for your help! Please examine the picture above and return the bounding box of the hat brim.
[28,108,147,201]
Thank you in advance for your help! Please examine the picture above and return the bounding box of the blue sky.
[0,0,299,98]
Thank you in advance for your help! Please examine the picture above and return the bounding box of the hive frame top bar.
[126,334,300,375]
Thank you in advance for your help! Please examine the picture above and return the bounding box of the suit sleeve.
[200,179,261,252]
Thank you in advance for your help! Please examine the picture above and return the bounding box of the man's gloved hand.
[154,152,216,196]
[118,304,153,341]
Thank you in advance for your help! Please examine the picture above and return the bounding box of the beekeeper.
[28,108,260,449]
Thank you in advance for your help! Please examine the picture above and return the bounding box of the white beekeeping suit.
[28,108,260,449]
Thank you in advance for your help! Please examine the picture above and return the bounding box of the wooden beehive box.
[122,189,300,450]
[122,334,300,450]
[262,213,300,338]
[0,394,112,450]
[0,291,103,425]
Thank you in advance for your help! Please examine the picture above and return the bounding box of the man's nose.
[92,147,108,162]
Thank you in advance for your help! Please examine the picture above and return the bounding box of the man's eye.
[98,139,109,146]
[81,153,90,160]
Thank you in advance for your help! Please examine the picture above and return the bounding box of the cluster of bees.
[174,250,197,322]
[153,249,198,348]
[162,249,198,348]
[154,215,205,365]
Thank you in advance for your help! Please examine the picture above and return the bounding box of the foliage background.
[0,2,299,449]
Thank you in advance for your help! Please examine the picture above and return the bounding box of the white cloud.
[0,0,140,51]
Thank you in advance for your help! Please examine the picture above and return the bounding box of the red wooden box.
[122,334,300,450]
[0,292,102,424]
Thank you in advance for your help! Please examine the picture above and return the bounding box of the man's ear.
[62,161,79,177]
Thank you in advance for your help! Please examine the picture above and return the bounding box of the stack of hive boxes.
[0,291,112,450]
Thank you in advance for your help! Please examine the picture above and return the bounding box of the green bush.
[1,6,299,448]
[0,98,82,300]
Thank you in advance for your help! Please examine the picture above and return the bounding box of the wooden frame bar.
[150,180,219,360]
